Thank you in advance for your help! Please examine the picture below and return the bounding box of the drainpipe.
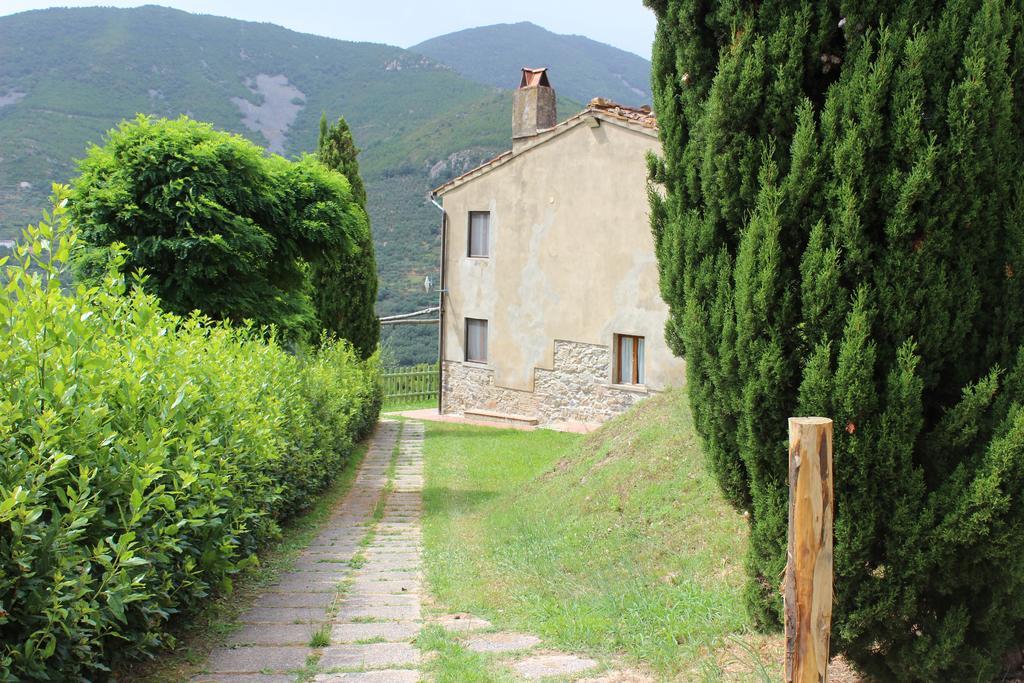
[430,194,447,415]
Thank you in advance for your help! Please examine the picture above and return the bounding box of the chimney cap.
[519,67,551,89]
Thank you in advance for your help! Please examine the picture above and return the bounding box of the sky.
[0,1,657,58]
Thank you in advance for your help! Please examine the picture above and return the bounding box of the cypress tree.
[319,113,367,207]
[315,113,379,357]
[646,0,1024,679]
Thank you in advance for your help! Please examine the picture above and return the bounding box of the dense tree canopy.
[646,0,1024,679]
[70,115,373,347]
[315,113,379,357]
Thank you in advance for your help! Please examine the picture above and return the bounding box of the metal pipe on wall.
[430,194,447,415]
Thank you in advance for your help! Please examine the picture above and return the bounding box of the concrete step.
[463,408,540,428]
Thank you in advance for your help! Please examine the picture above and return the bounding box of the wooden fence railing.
[382,365,438,405]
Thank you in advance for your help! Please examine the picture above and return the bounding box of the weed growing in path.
[354,636,389,645]
[309,625,331,648]
[416,625,517,683]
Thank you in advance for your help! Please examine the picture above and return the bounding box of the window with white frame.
[468,211,490,258]
[465,318,488,363]
[614,334,645,385]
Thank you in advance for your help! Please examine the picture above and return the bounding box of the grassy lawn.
[421,390,772,681]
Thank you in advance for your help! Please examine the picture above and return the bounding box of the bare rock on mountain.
[232,74,305,154]
[0,91,26,108]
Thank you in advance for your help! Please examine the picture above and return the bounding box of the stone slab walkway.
[193,418,639,682]
[193,419,424,682]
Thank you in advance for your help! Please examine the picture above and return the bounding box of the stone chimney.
[513,67,556,147]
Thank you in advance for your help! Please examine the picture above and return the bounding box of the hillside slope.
[411,22,652,107]
[0,6,639,363]
[0,6,507,363]
[421,390,775,678]
[0,5,508,223]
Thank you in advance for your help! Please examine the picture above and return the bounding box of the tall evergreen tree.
[319,113,367,207]
[646,0,1024,679]
[315,113,379,358]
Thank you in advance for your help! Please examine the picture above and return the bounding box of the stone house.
[431,68,685,429]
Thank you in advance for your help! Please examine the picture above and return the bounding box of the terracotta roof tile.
[587,97,656,129]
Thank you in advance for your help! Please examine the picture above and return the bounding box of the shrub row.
[0,198,382,680]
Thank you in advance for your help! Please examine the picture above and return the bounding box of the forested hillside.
[0,6,649,362]
[412,21,652,106]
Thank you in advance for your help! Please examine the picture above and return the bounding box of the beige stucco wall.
[439,116,686,418]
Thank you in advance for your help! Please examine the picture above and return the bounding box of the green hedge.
[0,196,382,680]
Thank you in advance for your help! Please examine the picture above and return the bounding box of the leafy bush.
[647,0,1024,679]
[69,115,375,348]
[0,192,381,680]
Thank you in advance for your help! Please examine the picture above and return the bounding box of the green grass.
[416,624,518,683]
[355,636,389,645]
[421,389,766,679]
[294,653,323,683]
[309,625,331,648]
[113,441,370,682]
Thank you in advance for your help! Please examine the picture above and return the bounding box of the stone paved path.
[193,419,638,682]
[193,419,424,682]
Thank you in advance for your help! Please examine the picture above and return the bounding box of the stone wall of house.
[443,340,657,426]
[442,361,539,418]
[534,340,650,424]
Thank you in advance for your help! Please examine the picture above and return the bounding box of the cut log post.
[784,417,834,683]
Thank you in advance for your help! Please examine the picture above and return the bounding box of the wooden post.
[784,417,834,683]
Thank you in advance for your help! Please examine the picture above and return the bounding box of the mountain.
[0,6,648,363]
[411,22,652,106]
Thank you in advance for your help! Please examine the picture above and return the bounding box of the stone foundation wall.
[443,340,655,426]
[534,340,649,424]
[442,362,538,418]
